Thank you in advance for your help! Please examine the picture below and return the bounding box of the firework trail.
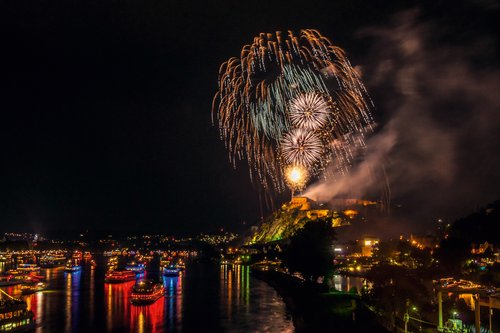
[213,29,374,193]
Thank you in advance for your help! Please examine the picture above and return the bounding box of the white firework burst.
[280,129,324,167]
[289,92,330,130]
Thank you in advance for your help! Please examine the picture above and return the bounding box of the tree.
[282,218,336,282]
[434,238,470,273]
[373,240,397,262]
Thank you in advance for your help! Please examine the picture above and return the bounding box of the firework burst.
[289,92,330,130]
[280,129,323,167]
[213,29,374,192]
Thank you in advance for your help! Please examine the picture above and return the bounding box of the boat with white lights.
[130,280,164,305]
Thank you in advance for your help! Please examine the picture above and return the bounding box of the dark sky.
[1,0,499,236]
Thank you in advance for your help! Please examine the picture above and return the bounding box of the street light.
[411,306,422,332]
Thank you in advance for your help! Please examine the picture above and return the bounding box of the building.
[361,236,380,257]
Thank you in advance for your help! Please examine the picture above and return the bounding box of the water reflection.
[332,274,365,292]
[219,264,294,333]
[65,270,81,331]
[104,280,135,331]
[163,274,183,331]
[1,263,294,332]
[130,294,165,333]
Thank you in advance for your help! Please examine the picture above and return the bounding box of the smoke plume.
[304,8,500,231]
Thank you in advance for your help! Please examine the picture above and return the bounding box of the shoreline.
[251,268,389,333]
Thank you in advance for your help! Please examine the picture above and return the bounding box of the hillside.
[247,197,353,244]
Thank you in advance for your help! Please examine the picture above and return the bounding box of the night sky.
[1,0,499,236]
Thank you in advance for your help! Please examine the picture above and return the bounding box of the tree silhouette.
[282,218,336,282]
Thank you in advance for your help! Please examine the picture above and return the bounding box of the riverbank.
[251,268,390,333]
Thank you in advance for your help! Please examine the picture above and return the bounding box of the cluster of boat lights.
[1,251,189,308]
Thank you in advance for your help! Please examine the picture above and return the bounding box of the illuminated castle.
[288,197,311,210]
[248,197,356,244]
[287,197,330,220]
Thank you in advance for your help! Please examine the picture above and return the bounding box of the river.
[1,262,294,333]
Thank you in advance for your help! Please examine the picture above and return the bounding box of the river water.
[1,262,294,333]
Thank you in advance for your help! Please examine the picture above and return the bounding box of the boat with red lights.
[104,270,136,283]
[130,280,164,305]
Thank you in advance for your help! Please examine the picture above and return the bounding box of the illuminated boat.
[104,270,136,283]
[82,252,92,260]
[0,291,35,332]
[72,251,83,261]
[160,256,170,268]
[4,271,36,283]
[20,281,47,294]
[163,265,180,277]
[16,264,40,274]
[130,280,164,305]
[0,276,21,287]
[64,261,82,273]
[0,252,12,262]
[64,265,81,273]
[106,257,119,271]
[175,259,186,270]
[39,253,67,268]
[125,262,145,274]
